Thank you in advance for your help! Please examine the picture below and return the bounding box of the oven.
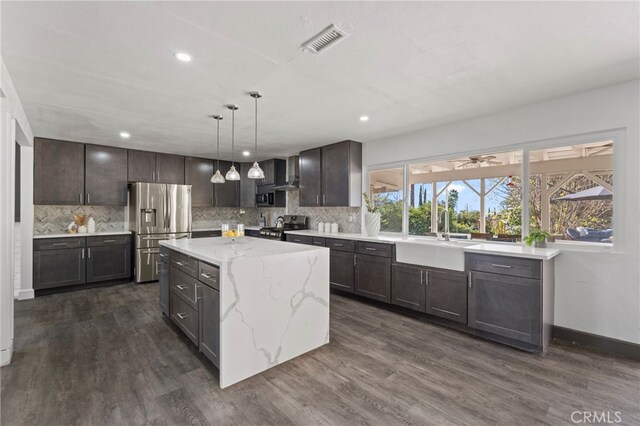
[256,192,275,207]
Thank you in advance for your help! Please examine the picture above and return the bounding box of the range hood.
[274,155,299,191]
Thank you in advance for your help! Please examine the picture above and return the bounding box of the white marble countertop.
[192,226,261,232]
[33,231,131,239]
[284,230,400,244]
[161,236,326,266]
[463,243,560,260]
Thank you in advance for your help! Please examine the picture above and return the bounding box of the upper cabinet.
[299,140,362,207]
[185,157,214,207]
[35,138,126,206]
[239,162,257,208]
[85,145,128,206]
[214,160,240,207]
[35,138,85,205]
[258,159,286,187]
[128,150,184,184]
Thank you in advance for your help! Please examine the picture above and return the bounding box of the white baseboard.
[16,289,34,300]
[1,345,13,367]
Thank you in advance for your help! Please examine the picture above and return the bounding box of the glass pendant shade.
[225,164,240,181]
[247,161,265,179]
[211,169,225,183]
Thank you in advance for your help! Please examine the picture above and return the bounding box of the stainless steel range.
[129,182,191,282]
[258,215,308,240]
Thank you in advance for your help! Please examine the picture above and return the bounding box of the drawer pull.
[491,264,512,269]
[53,243,68,246]
[365,247,377,251]
[200,273,216,280]
[333,243,343,247]
[176,284,187,290]
[176,261,185,266]
[468,272,473,288]
[103,239,116,243]
[176,313,188,320]
[159,253,168,258]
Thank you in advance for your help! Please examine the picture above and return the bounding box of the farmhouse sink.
[395,239,476,271]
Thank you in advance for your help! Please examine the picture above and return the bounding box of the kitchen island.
[159,237,330,388]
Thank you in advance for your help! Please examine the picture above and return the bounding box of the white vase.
[364,212,381,237]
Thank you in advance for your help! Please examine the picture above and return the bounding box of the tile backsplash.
[192,207,260,230]
[34,205,126,235]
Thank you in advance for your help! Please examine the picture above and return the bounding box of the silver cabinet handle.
[468,271,472,288]
[53,242,68,246]
[81,248,85,259]
[152,171,155,181]
[88,248,91,258]
[176,261,185,266]
[491,263,512,269]
[420,269,424,285]
[333,243,343,247]
[176,312,187,319]
[157,172,160,181]
[176,284,187,290]
[159,253,168,259]
[365,247,377,251]
[425,270,429,286]
[79,192,83,204]
[323,194,326,204]
[141,249,159,254]
[200,273,215,280]
[354,255,357,266]
[155,261,161,275]
[316,195,319,205]
[87,193,90,204]
[103,239,115,243]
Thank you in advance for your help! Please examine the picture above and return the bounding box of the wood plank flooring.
[2,283,638,425]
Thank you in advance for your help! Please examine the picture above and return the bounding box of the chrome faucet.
[440,209,450,241]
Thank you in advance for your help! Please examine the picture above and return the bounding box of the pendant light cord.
[254,96,258,162]
[216,118,220,170]
[231,108,235,166]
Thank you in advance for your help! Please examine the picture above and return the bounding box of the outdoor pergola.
[369,141,613,234]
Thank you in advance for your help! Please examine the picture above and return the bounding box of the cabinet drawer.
[325,238,355,252]
[312,237,326,247]
[170,266,198,307]
[466,253,541,280]
[34,238,85,251]
[170,251,199,278]
[86,235,130,247]
[356,241,392,258]
[286,235,313,245]
[198,262,220,290]
[170,290,199,345]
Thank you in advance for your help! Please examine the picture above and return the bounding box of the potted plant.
[362,192,381,237]
[524,229,550,248]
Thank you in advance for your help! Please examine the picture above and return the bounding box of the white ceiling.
[1,1,638,160]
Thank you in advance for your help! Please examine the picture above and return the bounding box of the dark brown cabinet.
[85,145,128,206]
[330,250,355,293]
[127,150,156,182]
[299,148,322,206]
[34,138,85,205]
[86,237,131,283]
[214,161,240,207]
[258,159,286,187]
[199,281,220,368]
[299,141,362,207]
[127,150,184,184]
[33,246,86,290]
[239,162,257,208]
[391,263,425,311]
[159,248,170,316]
[425,270,467,324]
[156,153,185,184]
[185,157,214,206]
[354,253,391,303]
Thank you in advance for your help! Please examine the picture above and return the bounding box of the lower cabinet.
[199,283,220,367]
[330,250,355,293]
[86,244,131,283]
[391,263,425,311]
[425,270,467,324]
[33,247,86,290]
[354,253,391,303]
[159,248,170,316]
[170,290,199,344]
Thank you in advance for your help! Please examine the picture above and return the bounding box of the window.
[368,167,404,233]
[529,140,613,243]
[408,151,522,240]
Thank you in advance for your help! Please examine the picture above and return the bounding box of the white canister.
[317,222,324,232]
[331,223,339,233]
[324,222,331,233]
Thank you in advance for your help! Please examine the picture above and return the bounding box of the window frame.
[364,129,623,251]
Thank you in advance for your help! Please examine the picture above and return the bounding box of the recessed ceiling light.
[242,150,251,157]
[174,52,192,62]
[120,131,130,139]
[360,115,369,122]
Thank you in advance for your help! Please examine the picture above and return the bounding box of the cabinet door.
[159,252,170,316]
[128,150,156,183]
[86,245,131,283]
[155,153,185,184]
[260,160,275,185]
[199,284,220,368]
[391,264,425,312]
[85,145,128,206]
[239,162,257,208]
[468,271,541,345]
[330,250,355,293]
[425,270,467,324]
[185,157,214,207]
[214,161,240,207]
[34,139,85,205]
[354,253,391,303]
[33,247,86,289]
[299,148,322,206]
[321,141,351,206]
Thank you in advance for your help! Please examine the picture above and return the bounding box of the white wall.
[364,80,640,344]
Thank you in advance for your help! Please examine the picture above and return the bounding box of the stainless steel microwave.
[256,192,275,207]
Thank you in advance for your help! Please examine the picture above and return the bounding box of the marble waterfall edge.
[219,247,329,388]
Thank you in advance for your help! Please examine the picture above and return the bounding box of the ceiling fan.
[448,155,501,168]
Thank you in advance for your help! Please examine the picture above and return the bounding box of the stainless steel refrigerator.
[129,182,191,283]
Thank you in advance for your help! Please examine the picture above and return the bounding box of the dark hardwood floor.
[2,283,638,425]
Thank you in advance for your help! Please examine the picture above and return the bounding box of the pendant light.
[225,105,240,181]
[247,91,265,179]
[210,115,225,183]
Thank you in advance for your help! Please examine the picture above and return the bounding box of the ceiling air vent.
[301,24,349,54]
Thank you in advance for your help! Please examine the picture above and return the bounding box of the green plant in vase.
[524,229,550,247]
